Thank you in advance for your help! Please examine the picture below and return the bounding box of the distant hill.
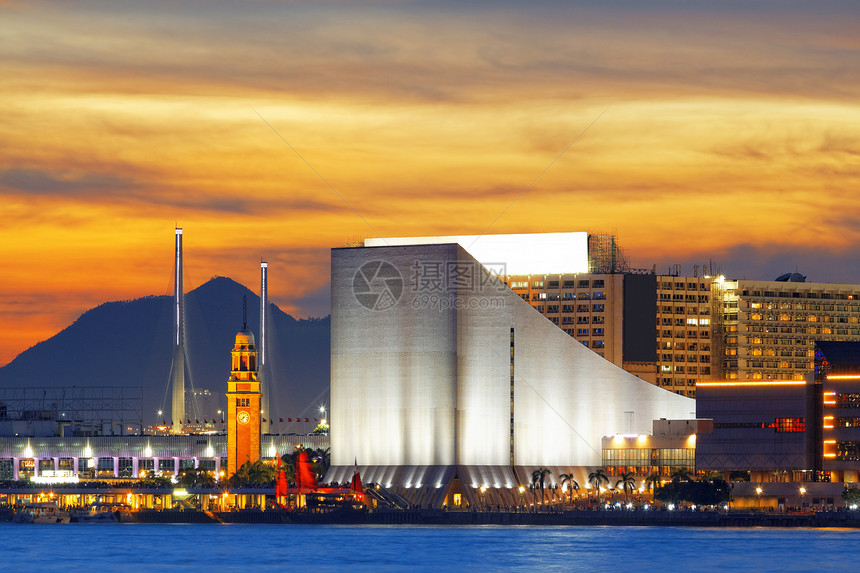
[0,277,330,427]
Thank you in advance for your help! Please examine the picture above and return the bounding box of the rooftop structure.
[365,232,589,275]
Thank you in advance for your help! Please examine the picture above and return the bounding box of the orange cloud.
[1,1,859,363]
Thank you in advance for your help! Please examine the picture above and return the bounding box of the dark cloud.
[0,168,135,194]
[287,283,331,318]
[5,1,860,105]
[0,167,342,216]
[646,244,860,285]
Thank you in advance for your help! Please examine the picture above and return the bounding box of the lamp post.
[799,486,806,511]
[756,486,763,510]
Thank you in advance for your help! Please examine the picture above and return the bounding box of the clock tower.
[226,324,261,478]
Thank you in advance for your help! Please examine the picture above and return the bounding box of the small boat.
[71,502,134,523]
[14,502,71,524]
[289,492,368,523]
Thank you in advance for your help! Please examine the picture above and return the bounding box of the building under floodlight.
[326,234,695,508]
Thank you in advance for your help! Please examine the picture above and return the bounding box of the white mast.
[260,261,269,434]
[170,228,185,433]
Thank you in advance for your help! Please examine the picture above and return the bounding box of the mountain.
[0,277,330,426]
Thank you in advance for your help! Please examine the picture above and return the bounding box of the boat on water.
[71,502,134,523]
[13,502,71,524]
[288,492,368,523]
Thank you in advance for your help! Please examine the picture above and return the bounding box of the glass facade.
[602,447,695,476]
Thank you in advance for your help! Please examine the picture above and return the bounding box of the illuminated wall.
[364,232,589,275]
[331,241,695,469]
[695,380,810,471]
[331,244,458,467]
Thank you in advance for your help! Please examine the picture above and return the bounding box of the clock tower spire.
[226,307,261,478]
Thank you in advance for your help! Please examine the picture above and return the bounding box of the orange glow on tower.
[226,326,261,477]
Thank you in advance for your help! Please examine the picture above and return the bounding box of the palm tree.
[532,467,552,504]
[670,467,692,484]
[178,467,216,489]
[559,473,579,505]
[615,471,636,504]
[311,447,331,477]
[645,472,662,501]
[588,468,609,506]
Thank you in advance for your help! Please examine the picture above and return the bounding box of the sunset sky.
[1,1,859,365]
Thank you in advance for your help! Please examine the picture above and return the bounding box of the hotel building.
[715,277,860,382]
[505,272,714,398]
[505,262,860,398]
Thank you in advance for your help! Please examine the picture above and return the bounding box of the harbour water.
[2,523,860,571]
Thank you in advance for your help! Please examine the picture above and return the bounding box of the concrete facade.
[329,242,695,497]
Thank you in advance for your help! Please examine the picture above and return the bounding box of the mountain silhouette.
[0,276,330,428]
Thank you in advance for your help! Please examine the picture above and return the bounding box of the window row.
[659,365,711,374]
[743,290,858,300]
[659,282,711,291]
[540,304,606,313]
[660,354,711,363]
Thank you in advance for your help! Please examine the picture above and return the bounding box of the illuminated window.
[836,394,860,408]
[836,442,860,462]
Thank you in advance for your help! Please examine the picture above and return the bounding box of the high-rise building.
[654,275,715,396]
[507,270,860,398]
[714,277,860,381]
[502,271,714,398]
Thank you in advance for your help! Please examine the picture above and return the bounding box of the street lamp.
[756,486,763,510]
[799,486,806,510]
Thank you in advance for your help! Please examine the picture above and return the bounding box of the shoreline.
[20,507,857,528]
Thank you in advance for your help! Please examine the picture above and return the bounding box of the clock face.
[237,411,250,425]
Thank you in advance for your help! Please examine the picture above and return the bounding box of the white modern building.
[326,234,695,507]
